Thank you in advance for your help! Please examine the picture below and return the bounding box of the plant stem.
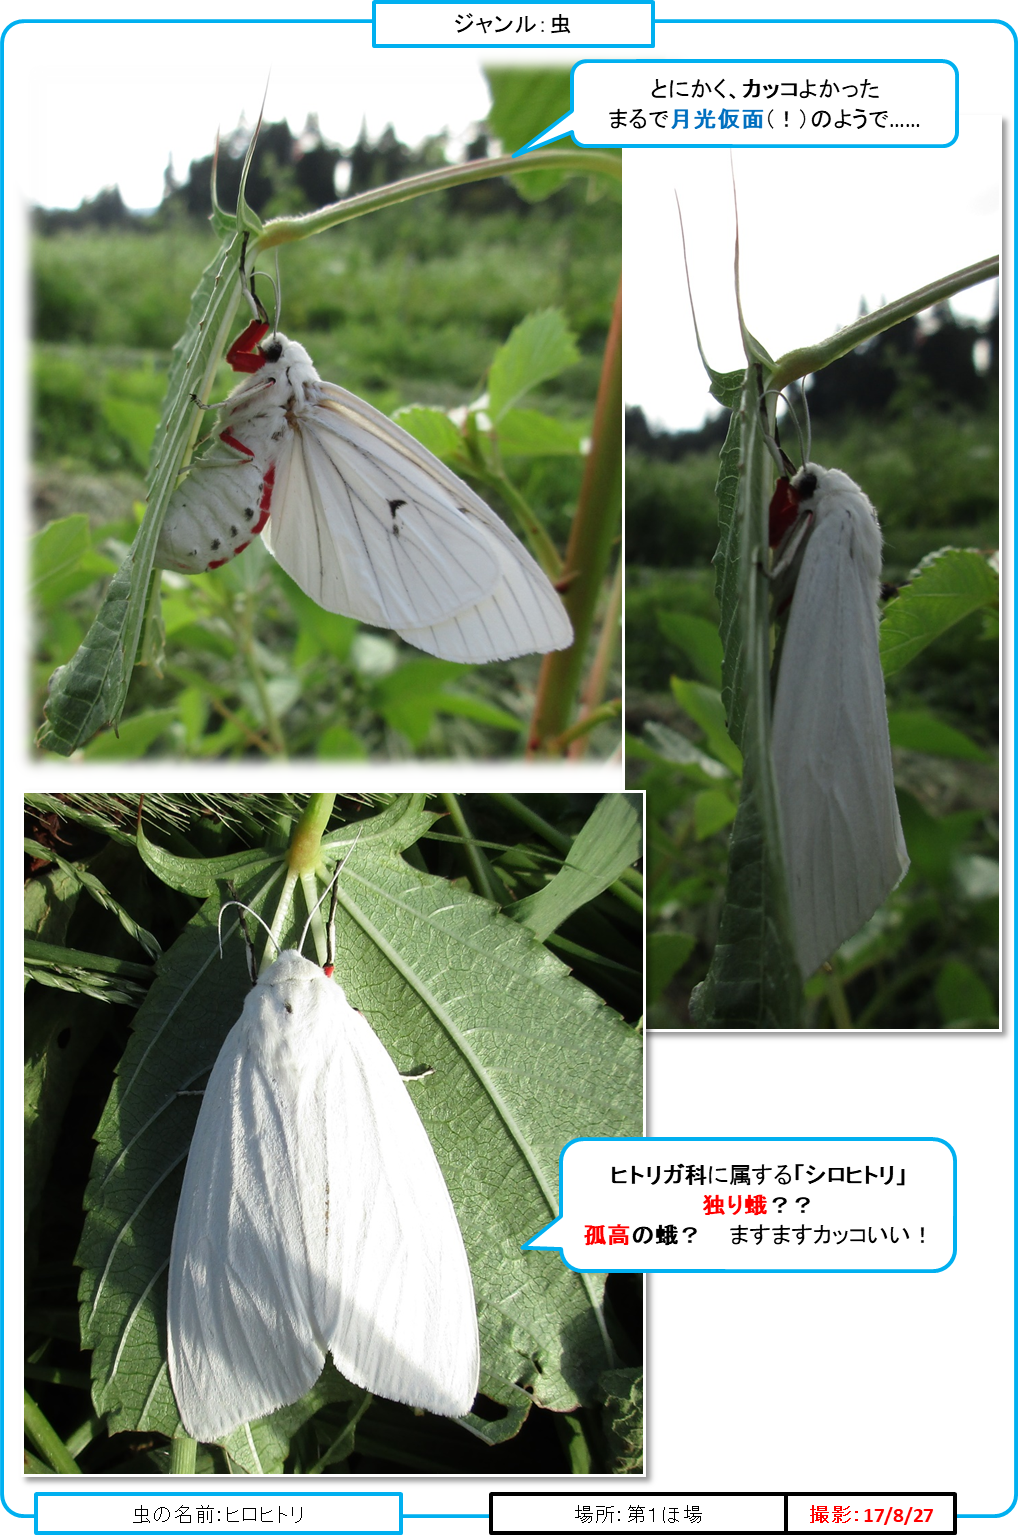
[528,277,622,755]
[238,596,286,757]
[441,794,499,904]
[289,795,337,875]
[553,700,621,754]
[24,1390,80,1474]
[169,1435,198,1474]
[568,558,622,759]
[771,255,999,390]
[823,969,854,1029]
[307,1396,373,1473]
[255,150,621,252]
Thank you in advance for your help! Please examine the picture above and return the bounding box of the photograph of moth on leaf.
[31,69,621,762]
[27,792,643,1475]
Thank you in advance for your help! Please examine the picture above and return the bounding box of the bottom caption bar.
[489,1493,957,1533]
[35,1493,401,1533]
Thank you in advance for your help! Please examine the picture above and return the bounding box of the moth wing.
[166,991,327,1443]
[263,387,500,631]
[313,979,480,1417]
[395,517,574,664]
[772,496,909,978]
[266,382,572,661]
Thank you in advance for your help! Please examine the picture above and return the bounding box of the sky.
[624,128,1000,429]
[7,25,504,212]
[7,23,1001,432]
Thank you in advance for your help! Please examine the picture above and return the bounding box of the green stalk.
[238,594,286,757]
[441,794,499,904]
[255,151,620,253]
[307,1396,373,1473]
[24,1390,81,1474]
[771,255,998,390]
[554,700,622,753]
[477,471,564,578]
[288,795,336,874]
[169,1435,198,1474]
[567,557,622,759]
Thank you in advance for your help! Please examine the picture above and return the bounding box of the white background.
[7,2,1013,1533]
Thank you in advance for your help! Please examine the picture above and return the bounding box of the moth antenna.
[324,880,340,979]
[801,379,813,462]
[218,899,278,979]
[296,826,365,959]
[760,387,806,477]
[244,254,281,335]
[239,236,270,327]
[271,250,282,337]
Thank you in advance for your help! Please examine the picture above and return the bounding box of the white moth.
[155,320,573,664]
[166,943,479,1443]
[770,463,909,978]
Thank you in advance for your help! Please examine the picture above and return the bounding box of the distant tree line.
[33,115,530,231]
[628,303,999,459]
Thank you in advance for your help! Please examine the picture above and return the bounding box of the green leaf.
[372,659,471,747]
[485,67,608,202]
[689,369,802,1026]
[430,692,523,733]
[102,396,161,473]
[935,959,997,1027]
[887,708,991,762]
[897,794,981,890]
[25,867,113,1228]
[278,573,358,665]
[641,722,731,783]
[392,405,464,461]
[496,408,586,457]
[670,680,743,775]
[77,800,640,1448]
[486,66,570,152]
[487,311,579,424]
[657,612,724,688]
[507,795,641,940]
[693,789,738,841]
[81,708,180,760]
[600,1367,643,1475]
[647,933,695,1004]
[315,726,369,760]
[881,548,998,677]
[31,516,114,610]
[38,224,256,755]
[37,555,135,755]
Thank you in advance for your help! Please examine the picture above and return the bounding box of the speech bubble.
[514,59,959,153]
[522,1137,957,1272]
